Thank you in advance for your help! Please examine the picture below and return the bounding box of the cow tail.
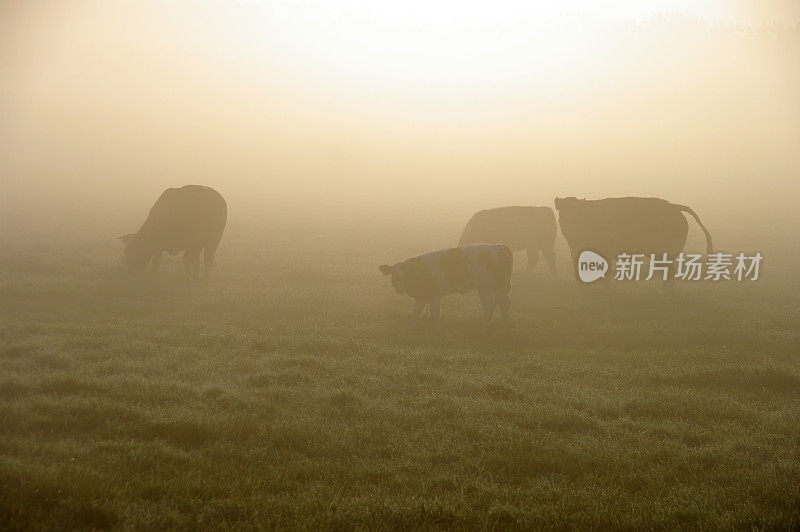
[495,245,513,293]
[674,204,713,254]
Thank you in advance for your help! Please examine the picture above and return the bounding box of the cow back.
[139,185,227,252]
[558,197,689,257]
[459,206,556,250]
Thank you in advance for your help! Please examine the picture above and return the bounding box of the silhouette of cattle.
[554,196,713,279]
[458,206,557,276]
[380,244,513,332]
[119,185,227,279]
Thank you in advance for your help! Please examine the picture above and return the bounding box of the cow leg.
[495,287,510,323]
[183,249,200,278]
[542,247,557,279]
[429,298,442,332]
[570,248,580,282]
[412,300,426,328]
[183,251,193,276]
[202,245,218,280]
[151,251,162,272]
[526,247,540,272]
[478,287,496,332]
[191,250,201,280]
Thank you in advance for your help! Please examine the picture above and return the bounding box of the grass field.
[1,221,799,529]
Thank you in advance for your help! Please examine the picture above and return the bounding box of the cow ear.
[118,234,134,245]
[379,264,393,275]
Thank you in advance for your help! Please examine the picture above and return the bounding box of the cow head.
[118,233,150,271]
[379,263,405,294]
[554,196,582,212]
[554,197,584,240]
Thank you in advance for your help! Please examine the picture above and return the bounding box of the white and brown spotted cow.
[379,244,513,332]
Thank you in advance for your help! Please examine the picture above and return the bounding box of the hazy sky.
[1,1,798,233]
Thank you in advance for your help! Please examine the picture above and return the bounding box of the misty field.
[1,223,799,529]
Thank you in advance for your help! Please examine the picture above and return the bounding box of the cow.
[119,185,227,279]
[458,206,557,276]
[554,196,713,281]
[379,244,513,332]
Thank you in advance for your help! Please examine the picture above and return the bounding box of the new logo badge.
[577,250,608,283]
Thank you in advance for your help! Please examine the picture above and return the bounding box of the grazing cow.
[554,196,713,280]
[379,244,513,332]
[458,206,557,275]
[119,185,227,279]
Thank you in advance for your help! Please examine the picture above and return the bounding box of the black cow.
[119,185,227,279]
[555,196,712,280]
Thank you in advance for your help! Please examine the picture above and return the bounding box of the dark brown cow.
[555,196,712,280]
[458,206,557,276]
[119,185,227,279]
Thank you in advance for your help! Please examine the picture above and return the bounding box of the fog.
[2,0,799,241]
[2,5,800,526]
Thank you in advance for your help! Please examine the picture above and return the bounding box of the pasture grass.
[1,224,799,529]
